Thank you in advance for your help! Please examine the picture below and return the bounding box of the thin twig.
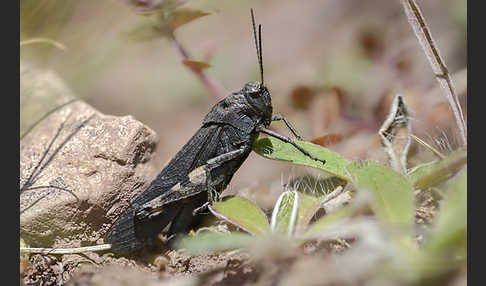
[400,0,467,146]
[22,185,78,200]
[20,118,69,193]
[20,193,50,215]
[321,186,345,205]
[21,98,79,140]
[20,244,112,255]
[20,185,80,215]
[20,114,95,194]
[168,31,228,101]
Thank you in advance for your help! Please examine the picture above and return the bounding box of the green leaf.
[176,231,255,255]
[407,147,467,189]
[346,160,414,229]
[403,166,467,283]
[209,196,270,236]
[301,206,354,239]
[423,166,467,256]
[286,175,347,197]
[295,192,322,232]
[270,191,299,236]
[253,138,351,180]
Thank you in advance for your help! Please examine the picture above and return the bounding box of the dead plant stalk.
[400,0,467,146]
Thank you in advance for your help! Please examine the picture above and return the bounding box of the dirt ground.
[21,235,356,286]
[20,191,444,286]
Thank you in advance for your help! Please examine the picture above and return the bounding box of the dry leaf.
[168,8,210,30]
[311,133,343,147]
[310,90,341,136]
[182,59,211,73]
[290,85,315,110]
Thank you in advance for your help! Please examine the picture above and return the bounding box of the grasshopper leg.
[271,114,303,140]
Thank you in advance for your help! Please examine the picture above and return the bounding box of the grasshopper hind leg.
[167,192,208,248]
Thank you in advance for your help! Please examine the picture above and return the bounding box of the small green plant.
[176,186,354,253]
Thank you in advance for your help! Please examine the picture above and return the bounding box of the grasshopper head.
[244,10,272,127]
[243,81,272,127]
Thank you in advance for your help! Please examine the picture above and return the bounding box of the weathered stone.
[20,62,77,137]
[20,66,159,248]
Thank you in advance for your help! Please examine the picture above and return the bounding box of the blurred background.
[20,0,467,206]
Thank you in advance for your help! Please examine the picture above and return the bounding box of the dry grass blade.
[400,0,467,146]
[410,134,445,159]
[20,38,66,50]
[20,244,112,254]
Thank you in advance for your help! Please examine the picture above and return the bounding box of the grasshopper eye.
[249,91,261,98]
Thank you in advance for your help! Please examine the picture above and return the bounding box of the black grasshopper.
[105,9,325,254]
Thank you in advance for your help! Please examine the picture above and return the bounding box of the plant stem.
[400,0,467,146]
[169,32,228,101]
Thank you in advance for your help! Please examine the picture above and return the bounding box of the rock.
[20,65,159,248]
[20,62,79,137]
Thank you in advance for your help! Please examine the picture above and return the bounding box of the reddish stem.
[170,32,228,101]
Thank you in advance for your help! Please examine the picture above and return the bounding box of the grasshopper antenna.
[258,24,264,84]
[250,8,264,84]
